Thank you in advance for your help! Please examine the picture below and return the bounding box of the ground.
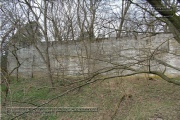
[1,75,180,120]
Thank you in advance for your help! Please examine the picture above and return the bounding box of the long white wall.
[8,33,180,77]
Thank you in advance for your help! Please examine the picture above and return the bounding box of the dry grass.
[1,75,180,120]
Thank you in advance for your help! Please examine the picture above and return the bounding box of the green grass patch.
[1,75,180,120]
[40,115,58,120]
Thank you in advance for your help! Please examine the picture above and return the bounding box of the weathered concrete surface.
[8,33,180,77]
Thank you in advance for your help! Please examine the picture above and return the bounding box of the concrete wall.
[8,33,180,78]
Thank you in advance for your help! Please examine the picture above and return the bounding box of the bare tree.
[0,0,23,105]
[116,0,131,38]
